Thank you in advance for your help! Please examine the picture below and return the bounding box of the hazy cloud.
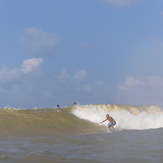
[57,69,91,93]
[73,70,86,83]
[20,28,59,55]
[58,69,70,80]
[145,76,163,90]
[119,76,143,90]
[0,66,20,83]
[102,0,140,7]
[58,69,86,83]
[120,75,163,91]
[77,84,92,93]
[117,75,163,105]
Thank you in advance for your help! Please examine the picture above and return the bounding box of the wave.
[0,104,162,136]
[72,104,163,130]
[0,107,99,136]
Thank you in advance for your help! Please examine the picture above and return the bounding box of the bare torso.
[107,116,116,123]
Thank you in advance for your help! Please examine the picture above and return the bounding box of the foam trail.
[72,104,163,130]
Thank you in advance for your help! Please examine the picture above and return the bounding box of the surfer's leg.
[109,126,114,132]
[108,125,114,132]
[111,126,115,132]
[108,122,115,132]
[111,122,116,132]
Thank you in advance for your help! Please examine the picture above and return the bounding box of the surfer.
[56,105,60,109]
[99,114,116,132]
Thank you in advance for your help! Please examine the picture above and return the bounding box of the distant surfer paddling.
[99,114,116,132]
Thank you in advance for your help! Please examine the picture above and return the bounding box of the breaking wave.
[72,104,163,130]
[0,104,162,136]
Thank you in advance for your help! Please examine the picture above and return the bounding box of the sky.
[0,0,163,108]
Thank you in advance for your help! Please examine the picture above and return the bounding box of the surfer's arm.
[99,118,107,124]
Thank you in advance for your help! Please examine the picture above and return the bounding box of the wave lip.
[72,104,163,131]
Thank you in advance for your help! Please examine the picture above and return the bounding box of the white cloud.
[120,76,143,90]
[0,66,20,82]
[117,75,163,105]
[102,0,140,7]
[120,75,163,91]
[0,58,43,83]
[20,28,59,54]
[21,58,43,74]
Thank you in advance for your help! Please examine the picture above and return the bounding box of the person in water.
[100,114,116,132]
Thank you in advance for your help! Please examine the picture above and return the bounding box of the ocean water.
[0,104,162,163]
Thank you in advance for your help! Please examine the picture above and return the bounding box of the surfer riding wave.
[99,114,116,132]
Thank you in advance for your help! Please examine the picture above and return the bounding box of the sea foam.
[72,104,163,130]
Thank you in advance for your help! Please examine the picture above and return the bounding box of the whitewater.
[72,104,163,130]
[0,104,162,163]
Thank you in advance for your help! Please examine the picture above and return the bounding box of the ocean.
[0,104,162,163]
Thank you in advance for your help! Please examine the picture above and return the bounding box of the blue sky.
[0,0,163,108]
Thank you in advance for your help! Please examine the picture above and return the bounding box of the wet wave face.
[0,107,99,136]
[0,104,162,136]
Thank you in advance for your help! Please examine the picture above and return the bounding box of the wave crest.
[72,104,163,130]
